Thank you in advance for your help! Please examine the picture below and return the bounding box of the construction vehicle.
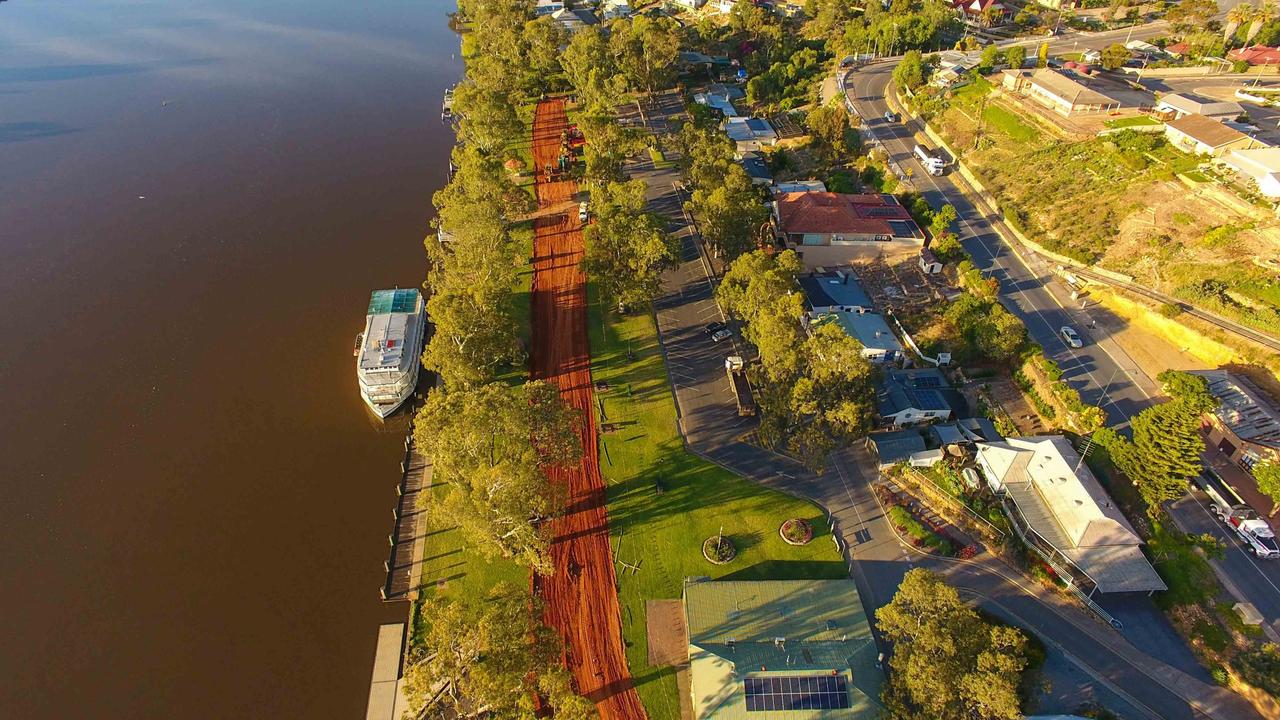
[725,356,756,417]
[1194,469,1280,559]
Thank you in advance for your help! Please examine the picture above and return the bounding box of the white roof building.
[976,436,1166,596]
[601,0,632,20]
[1156,93,1244,121]
[1221,147,1280,198]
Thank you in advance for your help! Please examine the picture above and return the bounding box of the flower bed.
[779,518,814,545]
[702,536,737,564]
[886,504,954,557]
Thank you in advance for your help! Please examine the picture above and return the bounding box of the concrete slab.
[366,623,406,720]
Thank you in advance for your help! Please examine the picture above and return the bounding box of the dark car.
[703,321,727,336]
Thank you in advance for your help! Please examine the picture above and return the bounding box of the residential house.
[1001,68,1120,116]
[932,417,1002,446]
[868,429,928,469]
[1155,93,1244,121]
[772,192,925,266]
[806,310,904,363]
[601,0,633,19]
[1035,0,1078,9]
[552,7,599,32]
[773,0,805,17]
[672,0,708,9]
[722,116,778,152]
[1229,46,1280,66]
[774,179,827,194]
[1192,370,1280,470]
[1163,42,1190,59]
[714,0,739,12]
[952,0,1011,25]
[875,367,965,427]
[936,50,982,72]
[737,152,773,185]
[976,436,1167,596]
[1164,114,1263,157]
[1221,147,1280,198]
[798,269,874,313]
[534,0,565,15]
[931,66,968,90]
[683,579,882,719]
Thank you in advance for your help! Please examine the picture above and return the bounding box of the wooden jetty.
[380,430,430,602]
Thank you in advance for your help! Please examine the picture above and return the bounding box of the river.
[0,1,459,716]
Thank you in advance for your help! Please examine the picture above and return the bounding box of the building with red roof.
[772,192,924,266]
[1229,46,1280,66]
[952,0,1011,25]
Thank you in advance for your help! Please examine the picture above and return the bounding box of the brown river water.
[0,1,459,716]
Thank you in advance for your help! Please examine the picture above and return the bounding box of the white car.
[578,202,588,222]
[1059,326,1083,348]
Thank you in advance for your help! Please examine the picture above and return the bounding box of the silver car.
[1059,326,1083,348]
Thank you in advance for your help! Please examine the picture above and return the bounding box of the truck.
[1193,469,1280,559]
[913,144,946,176]
[725,356,756,417]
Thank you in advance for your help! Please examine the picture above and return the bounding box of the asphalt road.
[846,62,1160,428]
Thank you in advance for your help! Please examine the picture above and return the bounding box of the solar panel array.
[743,675,850,712]
[912,375,942,388]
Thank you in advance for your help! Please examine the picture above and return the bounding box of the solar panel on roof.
[913,376,942,388]
[368,289,419,315]
[743,674,850,712]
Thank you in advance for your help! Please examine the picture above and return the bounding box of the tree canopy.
[413,382,581,574]
[877,569,1031,720]
[403,582,595,719]
[583,179,680,308]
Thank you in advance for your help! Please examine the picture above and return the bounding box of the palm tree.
[1246,0,1277,47]
[1224,2,1254,46]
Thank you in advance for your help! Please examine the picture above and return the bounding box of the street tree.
[522,15,570,89]
[893,50,927,91]
[687,164,769,260]
[412,382,581,573]
[1249,2,1278,46]
[582,179,680,307]
[978,43,1001,73]
[877,568,1029,720]
[1005,45,1026,70]
[1036,42,1049,68]
[1167,0,1220,34]
[402,582,595,719]
[929,203,959,238]
[1255,461,1280,517]
[716,249,804,329]
[1101,43,1131,71]
[1157,369,1217,414]
[560,26,628,113]
[1225,2,1254,45]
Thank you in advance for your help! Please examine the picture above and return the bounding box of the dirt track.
[529,99,647,719]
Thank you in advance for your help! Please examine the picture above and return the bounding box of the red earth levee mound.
[529,99,647,720]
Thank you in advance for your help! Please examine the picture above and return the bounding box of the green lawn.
[588,287,847,720]
[983,104,1039,142]
[1105,115,1162,129]
[1181,170,1211,183]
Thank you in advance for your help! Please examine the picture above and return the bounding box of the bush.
[780,518,814,545]
[1233,644,1280,695]
[1159,302,1183,318]
[888,505,954,556]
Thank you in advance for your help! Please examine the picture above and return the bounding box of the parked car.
[578,201,589,222]
[883,111,898,123]
[703,321,727,336]
[1059,326,1083,348]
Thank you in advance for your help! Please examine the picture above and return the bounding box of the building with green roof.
[683,579,882,719]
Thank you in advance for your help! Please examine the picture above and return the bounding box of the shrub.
[1159,302,1183,318]
[780,518,814,544]
[888,505,953,556]
[1233,644,1280,696]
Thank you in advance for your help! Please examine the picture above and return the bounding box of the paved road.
[846,62,1160,428]
[626,153,1261,720]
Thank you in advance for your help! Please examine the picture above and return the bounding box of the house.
[552,7,599,32]
[1192,370,1280,470]
[798,269,874,313]
[1001,68,1120,116]
[1229,46,1280,66]
[737,152,773,185]
[722,116,778,152]
[936,50,982,72]
[534,0,565,15]
[931,66,967,90]
[774,179,827,194]
[875,367,965,426]
[868,429,928,468]
[1221,147,1280,198]
[714,0,739,12]
[1163,41,1190,59]
[806,310,904,363]
[952,0,1011,25]
[1164,114,1263,157]
[683,579,882,719]
[919,247,943,274]
[1155,93,1244,121]
[601,0,633,19]
[772,192,925,266]
[976,436,1167,596]
[773,0,805,17]
[672,0,708,9]
[1034,0,1078,9]
[1124,40,1161,59]
[1082,49,1102,64]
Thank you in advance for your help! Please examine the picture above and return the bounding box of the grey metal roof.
[737,153,772,181]
[831,312,903,356]
[798,272,873,310]
[359,289,424,372]
[1193,370,1280,449]
[869,429,926,464]
[979,437,1166,594]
